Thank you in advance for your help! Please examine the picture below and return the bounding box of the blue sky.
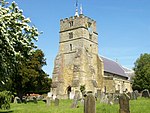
[9,0,150,77]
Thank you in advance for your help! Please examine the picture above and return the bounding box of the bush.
[0,91,11,110]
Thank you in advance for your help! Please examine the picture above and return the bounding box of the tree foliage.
[0,91,11,110]
[0,0,51,97]
[11,49,51,96]
[132,53,150,91]
[0,0,39,90]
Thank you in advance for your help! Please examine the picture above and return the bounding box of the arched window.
[70,44,72,51]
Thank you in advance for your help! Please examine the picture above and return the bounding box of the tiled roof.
[100,56,128,78]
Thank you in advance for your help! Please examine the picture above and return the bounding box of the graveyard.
[0,97,150,113]
[0,0,150,113]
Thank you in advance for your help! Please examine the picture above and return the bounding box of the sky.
[8,0,150,77]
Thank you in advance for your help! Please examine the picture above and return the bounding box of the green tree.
[11,49,51,97]
[0,0,39,91]
[132,53,150,91]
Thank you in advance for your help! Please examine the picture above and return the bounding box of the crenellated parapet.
[60,14,97,33]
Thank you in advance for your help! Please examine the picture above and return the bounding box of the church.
[51,3,133,99]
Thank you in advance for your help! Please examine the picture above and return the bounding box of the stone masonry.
[51,14,104,99]
[51,14,132,99]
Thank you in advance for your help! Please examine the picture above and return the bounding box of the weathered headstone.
[71,91,80,108]
[75,90,80,100]
[131,92,137,100]
[80,98,84,105]
[113,94,119,104]
[33,96,37,103]
[134,90,139,97]
[119,93,130,113]
[108,93,113,105]
[142,89,150,98]
[84,93,96,113]
[97,89,101,101]
[54,98,59,106]
[22,96,27,104]
[100,92,105,103]
[71,98,78,108]
[46,97,51,106]
[14,97,21,103]
[100,94,108,104]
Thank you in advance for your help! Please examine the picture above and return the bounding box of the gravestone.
[22,96,27,104]
[75,90,80,100]
[131,92,137,100]
[97,89,101,101]
[84,93,96,113]
[113,94,119,104]
[46,97,51,106]
[108,93,113,105]
[71,90,80,108]
[54,98,59,106]
[142,89,150,98]
[101,94,108,104]
[134,90,139,97]
[71,98,78,108]
[33,96,37,103]
[100,92,105,103]
[14,97,21,103]
[80,98,84,105]
[119,93,130,113]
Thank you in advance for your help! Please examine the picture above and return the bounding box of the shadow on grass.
[0,110,13,113]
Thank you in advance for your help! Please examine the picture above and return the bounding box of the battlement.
[60,14,97,32]
[60,14,96,24]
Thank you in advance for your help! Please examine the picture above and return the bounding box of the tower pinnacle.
[80,4,83,14]
[75,0,79,16]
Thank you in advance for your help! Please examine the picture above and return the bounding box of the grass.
[0,98,150,113]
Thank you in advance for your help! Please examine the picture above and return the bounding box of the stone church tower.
[51,9,104,99]
[51,3,133,99]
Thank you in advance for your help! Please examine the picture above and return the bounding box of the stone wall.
[51,14,132,99]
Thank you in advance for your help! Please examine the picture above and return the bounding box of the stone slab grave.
[100,93,108,104]
[100,92,105,103]
[71,98,78,108]
[134,90,139,98]
[119,93,130,113]
[142,89,150,98]
[113,94,119,104]
[71,91,80,108]
[131,92,137,100]
[84,93,96,113]
[46,97,51,106]
[97,89,101,101]
[54,98,59,106]
[108,93,113,105]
